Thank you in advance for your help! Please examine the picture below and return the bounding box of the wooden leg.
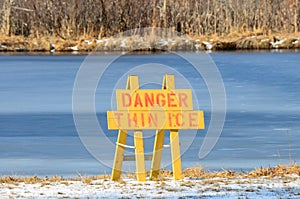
[170,130,183,180]
[150,130,165,179]
[111,130,127,181]
[134,131,146,182]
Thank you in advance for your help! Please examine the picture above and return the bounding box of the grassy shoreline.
[1,164,299,198]
[1,164,299,184]
[0,32,300,53]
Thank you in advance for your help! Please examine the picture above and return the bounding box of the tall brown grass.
[0,0,299,40]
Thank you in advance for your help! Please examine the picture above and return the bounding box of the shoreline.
[1,164,299,198]
[1,164,299,183]
[0,33,300,53]
[0,48,299,56]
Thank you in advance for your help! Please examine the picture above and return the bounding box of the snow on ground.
[1,176,300,198]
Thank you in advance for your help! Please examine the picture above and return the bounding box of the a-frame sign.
[107,74,205,181]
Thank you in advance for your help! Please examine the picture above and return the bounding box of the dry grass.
[1,32,299,52]
[183,167,240,179]
[246,164,300,178]
[181,164,300,179]
[193,32,300,50]
[0,164,299,184]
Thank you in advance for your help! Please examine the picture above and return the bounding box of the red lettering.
[189,112,198,127]
[141,112,145,127]
[168,112,173,127]
[122,93,131,107]
[114,112,123,127]
[178,93,188,107]
[167,93,177,107]
[148,113,158,127]
[156,93,166,106]
[134,93,143,107]
[175,113,184,126]
[128,113,138,127]
[145,93,154,107]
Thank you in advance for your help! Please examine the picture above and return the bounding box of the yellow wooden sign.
[107,110,204,129]
[108,74,205,182]
[116,89,193,110]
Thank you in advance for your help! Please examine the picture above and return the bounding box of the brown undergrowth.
[182,164,300,179]
[0,32,300,52]
[0,164,299,184]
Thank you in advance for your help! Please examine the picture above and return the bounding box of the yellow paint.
[111,129,128,180]
[116,89,193,110]
[134,131,146,182]
[111,75,146,182]
[126,75,139,90]
[150,74,184,180]
[150,129,165,179]
[107,110,204,130]
[170,130,183,180]
[109,74,205,181]
[163,74,175,90]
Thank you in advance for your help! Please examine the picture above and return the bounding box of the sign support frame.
[150,74,183,180]
[111,76,146,182]
[109,74,204,181]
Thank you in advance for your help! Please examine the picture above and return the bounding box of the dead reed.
[2,164,299,184]
[0,0,299,41]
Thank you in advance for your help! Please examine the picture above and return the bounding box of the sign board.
[107,110,204,129]
[108,75,205,182]
[108,89,204,130]
[116,89,193,110]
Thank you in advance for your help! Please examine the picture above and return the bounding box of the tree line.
[0,0,299,39]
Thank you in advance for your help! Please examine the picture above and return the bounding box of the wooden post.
[165,75,183,180]
[150,74,183,180]
[134,130,146,181]
[108,74,203,181]
[170,129,183,180]
[150,129,165,179]
[111,129,128,180]
[111,76,146,182]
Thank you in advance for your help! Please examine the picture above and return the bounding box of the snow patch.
[270,39,286,48]
[120,39,127,47]
[260,38,269,42]
[1,177,300,198]
[68,46,78,51]
[84,40,92,45]
[202,41,213,50]
[96,39,103,43]
[158,39,168,46]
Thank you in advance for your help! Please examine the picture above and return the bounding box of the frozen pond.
[0,51,299,176]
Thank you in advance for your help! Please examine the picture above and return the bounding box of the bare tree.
[1,0,14,35]
[1,0,299,38]
[295,0,299,33]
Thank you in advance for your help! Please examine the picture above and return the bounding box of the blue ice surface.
[0,51,299,176]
